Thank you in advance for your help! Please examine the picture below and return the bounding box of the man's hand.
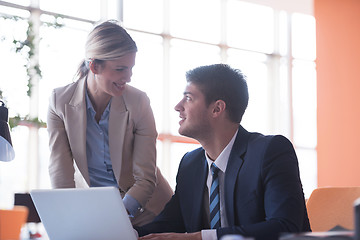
[139,232,201,240]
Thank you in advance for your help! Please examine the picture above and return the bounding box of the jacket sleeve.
[218,135,309,240]
[135,191,186,236]
[47,89,76,188]
[135,157,188,236]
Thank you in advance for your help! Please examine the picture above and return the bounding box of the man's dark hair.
[186,64,249,123]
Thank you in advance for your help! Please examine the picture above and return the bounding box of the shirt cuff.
[123,194,143,217]
[201,229,217,240]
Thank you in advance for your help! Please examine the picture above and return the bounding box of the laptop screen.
[30,187,137,240]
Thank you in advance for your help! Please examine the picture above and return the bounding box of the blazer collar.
[69,77,86,106]
[108,94,128,183]
[191,154,208,231]
[184,149,208,231]
[65,77,89,184]
[224,125,250,225]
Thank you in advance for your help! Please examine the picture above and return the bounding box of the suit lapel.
[65,78,89,185]
[224,125,250,226]
[188,152,208,231]
[108,95,128,183]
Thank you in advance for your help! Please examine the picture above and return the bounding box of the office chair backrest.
[306,186,360,232]
[14,193,41,223]
[0,206,28,240]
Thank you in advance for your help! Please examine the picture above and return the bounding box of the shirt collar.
[205,129,239,173]
[85,88,112,118]
[85,88,94,111]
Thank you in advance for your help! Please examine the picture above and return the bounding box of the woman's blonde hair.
[76,20,137,80]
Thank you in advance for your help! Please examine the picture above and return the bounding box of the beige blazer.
[47,77,173,225]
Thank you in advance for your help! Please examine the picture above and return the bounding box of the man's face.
[174,82,212,140]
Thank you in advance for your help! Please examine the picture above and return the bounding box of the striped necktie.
[210,163,221,229]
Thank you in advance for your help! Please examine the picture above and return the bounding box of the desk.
[19,223,49,240]
[280,231,354,240]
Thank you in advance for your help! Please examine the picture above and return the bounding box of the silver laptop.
[30,186,137,240]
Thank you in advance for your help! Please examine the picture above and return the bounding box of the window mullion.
[287,12,294,143]
[26,0,41,191]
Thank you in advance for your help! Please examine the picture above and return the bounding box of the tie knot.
[211,163,220,177]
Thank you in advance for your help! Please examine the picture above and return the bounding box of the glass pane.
[127,31,164,133]
[279,11,289,56]
[296,148,317,199]
[169,39,221,135]
[0,126,29,208]
[155,139,164,172]
[39,0,101,21]
[123,0,163,33]
[39,18,93,121]
[227,49,270,134]
[0,5,30,18]
[2,0,30,6]
[292,59,317,148]
[292,13,316,60]
[169,0,221,44]
[0,17,30,117]
[227,0,274,53]
[38,127,51,189]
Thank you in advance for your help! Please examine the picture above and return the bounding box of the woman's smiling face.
[94,52,136,97]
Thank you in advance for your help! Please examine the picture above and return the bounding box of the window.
[124,0,317,194]
[0,0,316,209]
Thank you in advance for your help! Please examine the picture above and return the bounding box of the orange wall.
[315,0,360,187]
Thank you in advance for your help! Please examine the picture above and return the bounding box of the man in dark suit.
[136,64,311,240]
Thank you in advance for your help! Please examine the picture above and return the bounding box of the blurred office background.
[0,0,317,207]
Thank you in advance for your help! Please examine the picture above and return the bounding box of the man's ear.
[212,100,226,117]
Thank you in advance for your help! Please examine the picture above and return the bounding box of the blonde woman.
[47,20,173,226]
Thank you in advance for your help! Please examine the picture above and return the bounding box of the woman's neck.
[86,75,111,122]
